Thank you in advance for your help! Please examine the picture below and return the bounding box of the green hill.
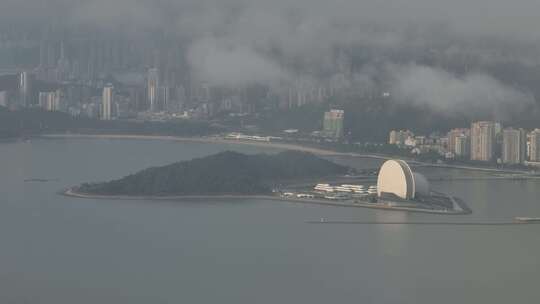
[77,151,349,196]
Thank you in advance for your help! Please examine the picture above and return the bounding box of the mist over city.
[2,0,540,119]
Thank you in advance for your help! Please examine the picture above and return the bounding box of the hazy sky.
[2,0,539,113]
[2,0,540,44]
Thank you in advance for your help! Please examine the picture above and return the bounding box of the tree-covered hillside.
[78,151,348,196]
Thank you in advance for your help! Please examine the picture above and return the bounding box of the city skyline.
[387,121,540,167]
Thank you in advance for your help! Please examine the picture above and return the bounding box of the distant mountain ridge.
[77,151,349,196]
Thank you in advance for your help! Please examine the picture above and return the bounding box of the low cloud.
[187,37,290,87]
[2,0,540,116]
[387,64,535,118]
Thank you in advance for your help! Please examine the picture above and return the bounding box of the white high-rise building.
[502,128,526,165]
[323,109,345,139]
[470,121,496,161]
[530,129,540,162]
[389,130,414,146]
[19,72,33,107]
[447,128,470,153]
[147,68,159,112]
[101,84,114,120]
[455,135,470,157]
[0,91,8,107]
[39,91,59,111]
[159,86,169,111]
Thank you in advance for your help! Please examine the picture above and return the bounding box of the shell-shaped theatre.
[377,160,430,200]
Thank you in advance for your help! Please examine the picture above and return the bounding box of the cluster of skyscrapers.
[465,121,538,165]
[0,27,394,124]
[389,122,540,166]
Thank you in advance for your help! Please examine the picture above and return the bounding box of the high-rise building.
[56,41,70,82]
[502,128,526,165]
[455,135,470,157]
[199,82,211,103]
[389,130,414,145]
[19,72,33,107]
[147,68,159,112]
[39,91,60,111]
[158,86,169,111]
[0,91,8,107]
[323,109,344,139]
[447,128,470,153]
[169,85,187,112]
[529,129,540,162]
[470,121,496,161]
[101,84,114,120]
[389,130,398,145]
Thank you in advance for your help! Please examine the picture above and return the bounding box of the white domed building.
[377,160,430,200]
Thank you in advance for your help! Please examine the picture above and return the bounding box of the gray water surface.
[1,138,539,304]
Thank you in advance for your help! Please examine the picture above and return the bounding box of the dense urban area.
[1,24,540,170]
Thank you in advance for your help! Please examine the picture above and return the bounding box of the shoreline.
[39,133,536,175]
[41,133,362,157]
[62,188,470,215]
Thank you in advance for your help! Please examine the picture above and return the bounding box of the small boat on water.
[514,217,540,223]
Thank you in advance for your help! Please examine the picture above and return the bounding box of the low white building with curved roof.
[377,160,430,200]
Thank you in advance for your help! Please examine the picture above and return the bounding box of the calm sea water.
[1,138,539,304]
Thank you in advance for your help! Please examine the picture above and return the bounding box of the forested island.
[74,151,349,196]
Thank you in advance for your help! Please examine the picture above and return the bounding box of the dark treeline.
[0,107,220,139]
[253,100,469,142]
[253,97,540,142]
[78,151,349,196]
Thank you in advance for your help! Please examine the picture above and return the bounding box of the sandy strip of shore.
[41,133,388,159]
